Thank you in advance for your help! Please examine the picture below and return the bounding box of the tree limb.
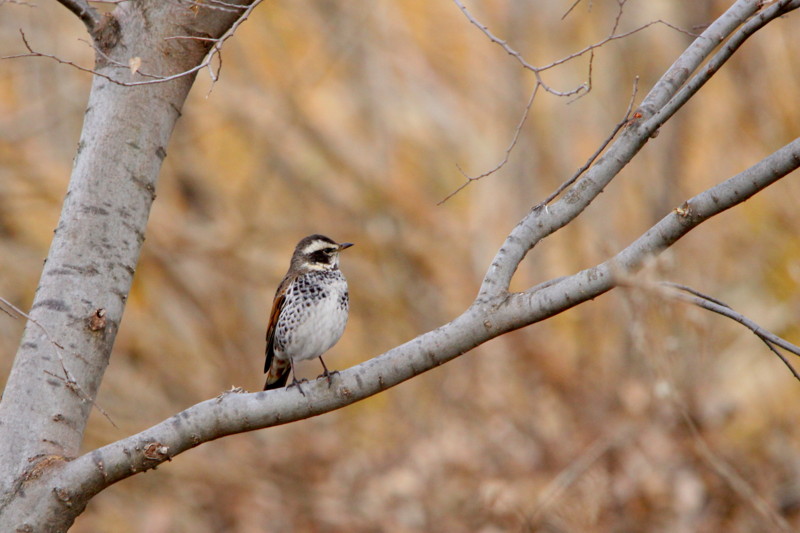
[53,134,800,501]
[5,1,263,88]
[503,136,800,326]
[56,0,101,33]
[658,282,800,380]
[474,0,795,305]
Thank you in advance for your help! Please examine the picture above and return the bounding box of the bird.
[263,234,353,393]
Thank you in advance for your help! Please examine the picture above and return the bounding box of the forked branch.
[52,131,800,504]
[5,1,262,89]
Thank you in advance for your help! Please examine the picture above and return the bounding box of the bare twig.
[0,296,118,427]
[2,30,124,83]
[441,0,693,205]
[561,0,586,21]
[658,282,800,381]
[0,298,19,318]
[538,77,640,208]
[453,0,695,88]
[528,429,629,523]
[438,84,539,205]
[3,1,263,88]
[183,0,249,13]
[679,406,793,531]
[43,371,118,428]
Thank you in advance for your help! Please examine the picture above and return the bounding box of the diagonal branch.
[52,132,800,504]
[539,76,640,208]
[641,0,800,133]
[658,282,800,380]
[504,136,800,328]
[475,0,795,304]
[56,0,101,33]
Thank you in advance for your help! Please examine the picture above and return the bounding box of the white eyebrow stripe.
[301,240,336,255]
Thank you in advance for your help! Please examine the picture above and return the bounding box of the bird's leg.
[286,358,308,396]
[317,356,339,387]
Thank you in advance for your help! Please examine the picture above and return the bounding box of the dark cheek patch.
[311,250,330,264]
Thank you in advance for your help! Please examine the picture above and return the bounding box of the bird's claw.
[287,377,309,396]
[317,369,340,388]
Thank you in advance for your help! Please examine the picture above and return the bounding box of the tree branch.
[56,0,101,33]
[52,134,800,501]
[658,282,800,380]
[439,0,697,204]
[4,1,263,89]
[474,0,797,304]
[641,0,800,133]
[503,136,800,327]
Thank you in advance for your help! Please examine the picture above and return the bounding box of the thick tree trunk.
[0,2,253,529]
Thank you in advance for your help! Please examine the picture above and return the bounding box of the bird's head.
[292,234,353,271]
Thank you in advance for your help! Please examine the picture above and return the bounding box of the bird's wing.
[264,286,286,374]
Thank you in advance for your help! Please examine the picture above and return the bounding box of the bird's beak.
[338,242,354,251]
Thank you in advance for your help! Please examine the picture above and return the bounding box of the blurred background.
[2,0,800,531]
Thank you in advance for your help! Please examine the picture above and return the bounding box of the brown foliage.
[2,1,800,531]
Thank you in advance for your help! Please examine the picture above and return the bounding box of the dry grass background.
[2,0,800,531]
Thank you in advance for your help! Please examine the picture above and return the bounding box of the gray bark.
[0,1,256,530]
[1,0,799,531]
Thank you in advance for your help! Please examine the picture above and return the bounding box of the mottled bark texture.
[0,1,256,530]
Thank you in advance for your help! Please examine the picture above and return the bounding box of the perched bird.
[263,234,353,392]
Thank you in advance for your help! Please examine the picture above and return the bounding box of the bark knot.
[88,309,107,332]
[143,442,170,461]
[92,13,121,56]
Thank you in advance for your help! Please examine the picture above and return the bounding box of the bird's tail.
[263,360,291,391]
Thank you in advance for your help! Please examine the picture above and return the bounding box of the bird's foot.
[317,369,340,388]
[287,377,309,396]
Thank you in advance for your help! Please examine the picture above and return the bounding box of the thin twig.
[183,0,250,12]
[659,282,800,381]
[0,296,118,427]
[438,84,539,205]
[452,0,695,87]
[441,0,692,206]
[2,0,264,89]
[43,371,119,429]
[0,299,18,318]
[528,429,627,523]
[662,282,800,359]
[679,406,793,531]
[2,30,124,83]
[758,338,800,383]
[660,282,731,309]
[537,76,639,208]
[561,0,586,21]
